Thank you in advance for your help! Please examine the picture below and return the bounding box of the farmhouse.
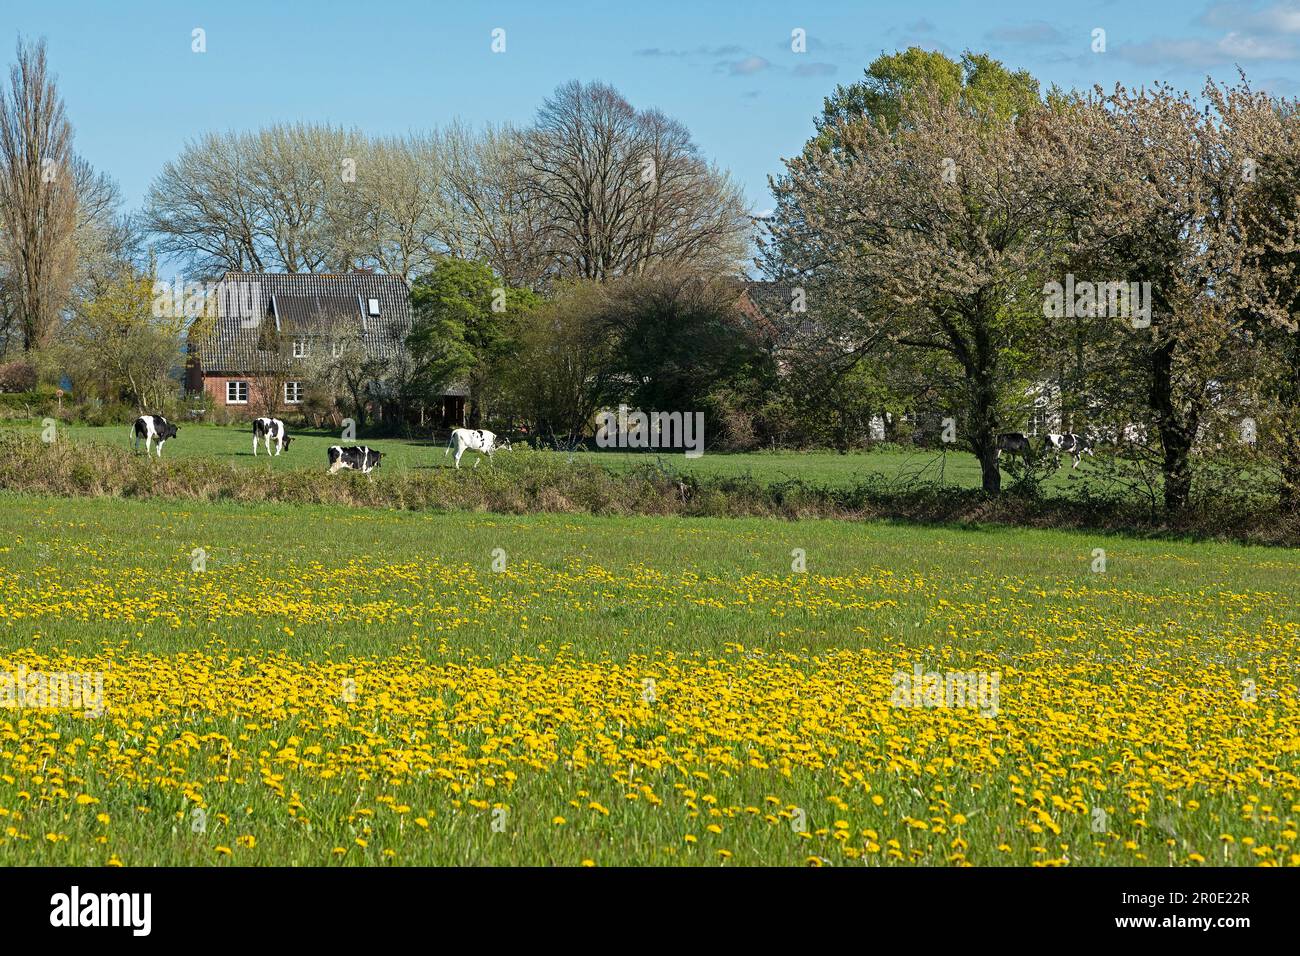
[184,271,467,426]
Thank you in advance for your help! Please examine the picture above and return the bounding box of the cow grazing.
[328,445,382,474]
[130,415,178,457]
[445,428,510,470]
[1044,432,1093,473]
[252,417,293,456]
[995,432,1032,463]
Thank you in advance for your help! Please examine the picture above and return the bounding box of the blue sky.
[7,0,1300,224]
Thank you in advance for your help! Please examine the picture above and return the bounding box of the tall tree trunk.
[970,316,1002,494]
[973,408,1003,493]
[970,375,1002,494]
[977,440,1002,493]
[1149,339,1194,511]
[1281,431,1300,513]
[1159,425,1194,511]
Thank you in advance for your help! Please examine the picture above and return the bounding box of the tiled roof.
[190,272,413,374]
[272,294,367,333]
[741,280,824,346]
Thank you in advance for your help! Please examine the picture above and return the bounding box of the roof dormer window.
[367,298,381,317]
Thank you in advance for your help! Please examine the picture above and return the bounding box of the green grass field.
[0,493,1295,865]
[6,491,1284,656]
[21,420,1122,495]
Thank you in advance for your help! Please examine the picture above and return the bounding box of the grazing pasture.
[18,421,1125,495]
[0,494,1295,865]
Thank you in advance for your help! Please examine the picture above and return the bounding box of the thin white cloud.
[1219,30,1298,58]
[1200,1,1300,33]
[1256,73,1300,95]
[1114,31,1299,67]
[1112,1,1300,69]
[728,56,772,76]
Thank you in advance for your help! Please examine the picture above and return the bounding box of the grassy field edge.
[2,430,1298,549]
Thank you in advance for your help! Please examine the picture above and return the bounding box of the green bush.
[79,401,136,428]
[0,385,62,418]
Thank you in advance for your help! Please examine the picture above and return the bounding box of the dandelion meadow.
[0,494,1295,866]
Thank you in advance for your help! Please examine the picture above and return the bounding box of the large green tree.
[599,273,772,419]
[499,280,619,443]
[407,258,537,426]
[813,48,1041,148]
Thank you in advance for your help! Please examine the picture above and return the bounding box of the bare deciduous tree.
[143,84,750,291]
[0,37,78,352]
[437,122,553,289]
[350,134,449,280]
[145,124,369,277]
[519,81,750,281]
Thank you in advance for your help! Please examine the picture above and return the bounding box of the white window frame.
[332,341,345,358]
[292,338,309,358]
[1029,398,1049,437]
[367,298,381,317]
[226,381,248,405]
[284,381,303,405]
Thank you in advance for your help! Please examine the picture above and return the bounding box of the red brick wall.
[201,375,301,418]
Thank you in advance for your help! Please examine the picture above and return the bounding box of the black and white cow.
[1044,432,1093,473]
[130,415,178,457]
[252,417,293,456]
[995,432,1032,463]
[445,428,510,470]
[328,445,382,474]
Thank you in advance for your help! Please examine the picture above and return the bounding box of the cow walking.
[1044,432,1093,474]
[130,415,178,457]
[252,417,293,456]
[445,428,510,469]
